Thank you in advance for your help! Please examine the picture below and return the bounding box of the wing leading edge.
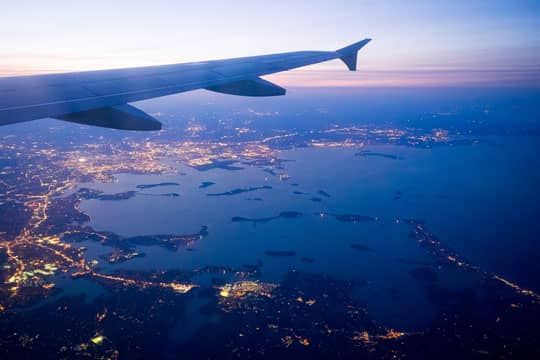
[0,39,371,131]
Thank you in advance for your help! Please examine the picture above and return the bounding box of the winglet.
[336,38,372,71]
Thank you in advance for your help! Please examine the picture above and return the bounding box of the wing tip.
[336,38,372,71]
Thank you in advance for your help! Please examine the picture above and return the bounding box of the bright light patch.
[90,335,104,345]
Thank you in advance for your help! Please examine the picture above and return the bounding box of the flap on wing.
[54,104,162,131]
[205,77,286,97]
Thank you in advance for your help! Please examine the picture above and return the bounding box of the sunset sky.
[2,0,539,87]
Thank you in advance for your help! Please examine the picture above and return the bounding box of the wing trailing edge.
[54,104,161,131]
[205,78,286,97]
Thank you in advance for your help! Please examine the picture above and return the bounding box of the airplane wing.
[0,39,371,131]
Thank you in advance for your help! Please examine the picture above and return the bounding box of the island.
[232,211,302,224]
[208,185,272,197]
[199,181,216,189]
[78,188,137,201]
[355,150,403,160]
[136,182,179,189]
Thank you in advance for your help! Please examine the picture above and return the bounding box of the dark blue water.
[78,136,540,329]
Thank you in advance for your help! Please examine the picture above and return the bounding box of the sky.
[1,0,539,87]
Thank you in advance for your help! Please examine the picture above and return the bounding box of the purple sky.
[1,1,539,87]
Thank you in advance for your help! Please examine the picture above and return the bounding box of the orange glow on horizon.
[266,67,540,88]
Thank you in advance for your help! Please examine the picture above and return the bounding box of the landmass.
[318,190,331,198]
[126,226,208,251]
[319,212,379,223]
[193,160,244,171]
[103,249,145,264]
[198,181,215,189]
[0,119,539,358]
[136,182,179,189]
[78,188,137,201]
[355,150,404,160]
[208,185,272,197]
[0,201,31,241]
[139,192,180,197]
[232,211,302,224]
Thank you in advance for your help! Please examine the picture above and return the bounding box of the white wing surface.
[0,39,371,130]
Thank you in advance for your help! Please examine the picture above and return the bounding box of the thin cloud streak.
[2,66,538,88]
[266,68,540,88]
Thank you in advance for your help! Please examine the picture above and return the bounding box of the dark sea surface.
[79,136,540,329]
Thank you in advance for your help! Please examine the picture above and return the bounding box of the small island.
[355,150,403,160]
[199,181,216,189]
[136,182,179,189]
[78,188,137,201]
[208,185,272,197]
[319,212,378,223]
[232,211,302,224]
[318,190,331,198]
